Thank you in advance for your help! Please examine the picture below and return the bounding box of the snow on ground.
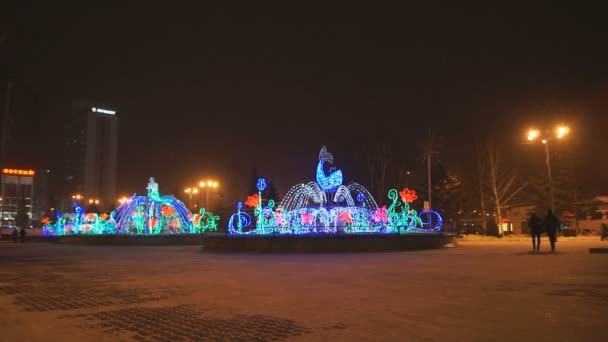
[0,237,607,341]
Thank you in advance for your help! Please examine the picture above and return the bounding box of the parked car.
[456,222,484,238]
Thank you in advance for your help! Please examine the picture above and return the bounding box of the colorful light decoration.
[245,194,260,208]
[256,177,266,231]
[372,206,389,223]
[228,201,253,234]
[356,192,365,204]
[316,146,344,191]
[399,188,418,203]
[43,178,219,236]
[256,178,267,192]
[228,147,442,235]
[192,208,219,232]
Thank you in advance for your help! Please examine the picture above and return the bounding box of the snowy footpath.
[0,236,606,341]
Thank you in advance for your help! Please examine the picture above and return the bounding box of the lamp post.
[191,187,199,208]
[527,125,570,214]
[198,180,219,209]
[184,188,193,209]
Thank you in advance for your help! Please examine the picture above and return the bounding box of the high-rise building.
[63,101,118,212]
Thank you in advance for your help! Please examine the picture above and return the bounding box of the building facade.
[63,101,118,212]
[0,168,35,227]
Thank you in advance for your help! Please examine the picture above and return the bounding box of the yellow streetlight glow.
[526,124,572,214]
[192,188,199,194]
[556,125,570,139]
[184,188,191,193]
[527,129,540,141]
[195,179,220,208]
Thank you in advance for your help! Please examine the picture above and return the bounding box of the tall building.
[63,101,118,211]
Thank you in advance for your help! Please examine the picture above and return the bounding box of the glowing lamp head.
[527,129,540,141]
[542,139,547,144]
[199,181,205,187]
[556,126,569,139]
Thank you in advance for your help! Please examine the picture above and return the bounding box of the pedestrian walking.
[528,212,543,251]
[19,226,26,243]
[544,210,560,253]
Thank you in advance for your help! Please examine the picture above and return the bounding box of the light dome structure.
[43,177,219,236]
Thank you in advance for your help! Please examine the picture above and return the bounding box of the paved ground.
[0,236,607,341]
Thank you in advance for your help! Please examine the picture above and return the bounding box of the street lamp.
[527,125,570,214]
[184,188,194,208]
[198,180,219,209]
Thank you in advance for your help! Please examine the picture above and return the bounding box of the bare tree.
[485,142,527,227]
[364,141,392,204]
[474,140,488,234]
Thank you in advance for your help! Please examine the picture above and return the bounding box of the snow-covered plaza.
[1,236,606,341]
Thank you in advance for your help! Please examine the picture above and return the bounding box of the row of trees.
[358,133,594,235]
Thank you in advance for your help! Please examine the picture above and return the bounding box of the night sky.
[2,2,607,204]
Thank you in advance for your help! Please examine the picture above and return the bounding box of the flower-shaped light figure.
[245,194,260,208]
[399,188,418,203]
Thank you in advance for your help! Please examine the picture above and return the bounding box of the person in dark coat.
[12,228,18,243]
[19,226,26,243]
[544,210,560,253]
[528,213,543,251]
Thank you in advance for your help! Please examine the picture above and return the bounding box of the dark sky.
[2,2,608,204]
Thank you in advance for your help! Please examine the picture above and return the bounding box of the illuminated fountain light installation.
[42,203,117,236]
[228,146,443,235]
[43,177,219,236]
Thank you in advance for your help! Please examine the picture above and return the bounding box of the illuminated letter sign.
[91,107,116,115]
[2,168,35,176]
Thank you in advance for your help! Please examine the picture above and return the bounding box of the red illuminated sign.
[2,169,35,176]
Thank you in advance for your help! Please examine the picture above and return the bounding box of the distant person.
[544,210,560,253]
[528,213,543,251]
[601,223,608,241]
[12,228,18,243]
[19,226,26,243]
